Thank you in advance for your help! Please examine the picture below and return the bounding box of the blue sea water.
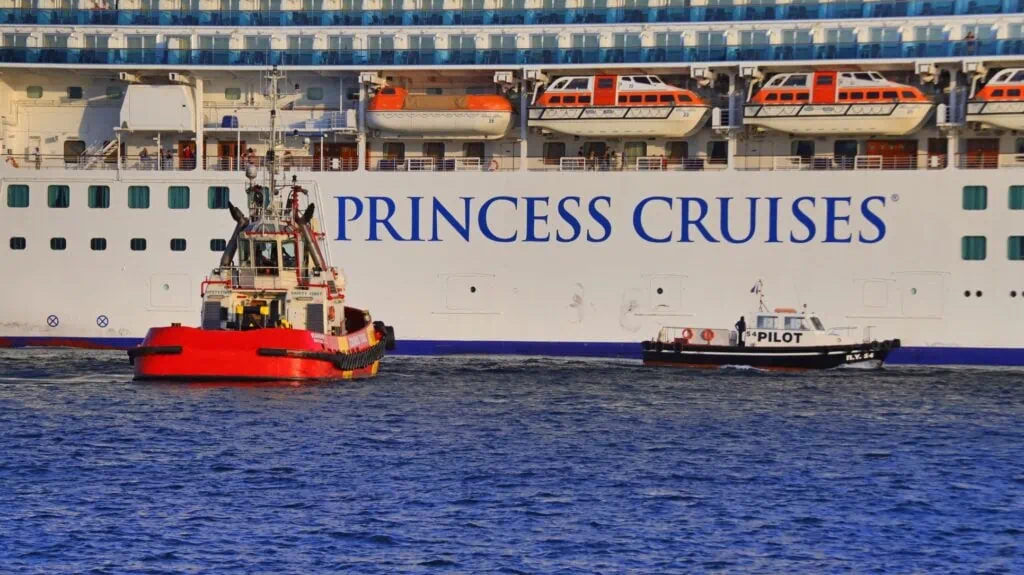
[1,349,1022,574]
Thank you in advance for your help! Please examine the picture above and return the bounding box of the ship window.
[782,76,807,87]
[796,93,809,101]
[254,240,279,275]
[756,315,777,329]
[644,95,657,103]
[548,96,562,104]
[130,238,147,251]
[792,140,815,158]
[854,73,873,81]
[208,186,230,209]
[239,240,251,266]
[88,185,110,209]
[816,76,834,86]
[567,78,590,90]
[282,240,297,268]
[632,77,651,85]
[866,91,880,99]
[597,78,614,89]
[579,95,591,104]
[66,87,84,100]
[306,86,324,101]
[901,90,915,99]
[10,237,26,250]
[170,238,187,252]
[839,93,848,100]
[64,140,86,162]
[48,185,70,208]
[810,317,824,330]
[210,238,227,251]
[992,89,1005,97]
[128,185,150,209]
[961,236,986,260]
[850,91,864,99]
[7,185,29,208]
[618,95,627,103]
[50,237,66,251]
[1010,186,1024,210]
[1013,71,1024,82]
[707,140,728,165]
[563,96,577,104]
[90,238,106,251]
[1009,237,1024,261]
[168,186,190,209]
[780,93,794,101]
[105,86,122,99]
[666,141,688,160]
[784,316,807,330]
[383,142,405,161]
[629,95,642,103]
[659,95,673,103]
[225,87,242,100]
[677,94,692,103]
[883,90,898,99]
[766,93,778,101]
[542,142,565,165]
[27,86,42,99]
[962,185,987,210]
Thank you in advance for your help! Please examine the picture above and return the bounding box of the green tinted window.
[48,185,70,208]
[168,186,190,209]
[1010,186,1024,210]
[7,185,29,207]
[128,186,150,209]
[961,236,986,261]
[208,186,230,209]
[88,185,110,208]
[962,186,987,210]
[1009,236,1024,261]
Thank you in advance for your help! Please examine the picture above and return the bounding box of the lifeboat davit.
[744,70,934,136]
[528,74,709,138]
[967,68,1024,131]
[366,86,513,139]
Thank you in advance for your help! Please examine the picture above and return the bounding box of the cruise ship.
[2,0,1024,365]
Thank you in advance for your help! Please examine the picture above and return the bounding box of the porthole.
[469,286,477,293]
[656,287,664,295]
[976,290,983,297]
[964,290,971,297]
[1011,291,1017,298]
[910,288,917,295]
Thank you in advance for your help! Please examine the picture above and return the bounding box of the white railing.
[635,156,665,171]
[407,157,434,171]
[559,157,587,171]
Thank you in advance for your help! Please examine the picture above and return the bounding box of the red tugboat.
[128,69,394,382]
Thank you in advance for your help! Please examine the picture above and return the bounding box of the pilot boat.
[744,70,934,136]
[966,68,1024,131]
[641,290,900,371]
[528,74,709,138]
[128,69,394,382]
[366,85,513,139]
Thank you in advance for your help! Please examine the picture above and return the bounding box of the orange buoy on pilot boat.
[127,69,394,382]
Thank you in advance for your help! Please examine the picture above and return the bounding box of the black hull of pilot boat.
[641,339,901,371]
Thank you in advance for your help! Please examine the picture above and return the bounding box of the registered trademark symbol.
[96,315,109,328]
[891,194,900,202]
[46,314,59,328]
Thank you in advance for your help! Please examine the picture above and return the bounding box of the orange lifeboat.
[745,70,933,136]
[366,86,513,139]
[528,74,709,138]
[967,68,1024,131]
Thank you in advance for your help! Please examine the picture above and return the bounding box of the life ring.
[681,328,694,342]
[701,328,715,342]
[488,159,499,171]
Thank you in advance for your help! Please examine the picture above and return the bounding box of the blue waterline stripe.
[4,336,1024,367]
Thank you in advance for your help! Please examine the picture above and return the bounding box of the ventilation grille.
[201,301,223,330]
[306,303,325,334]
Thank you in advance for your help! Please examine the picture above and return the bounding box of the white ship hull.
[366,110,513,139]
[2,168,1023,366]
[528,106,709,137]
[744,103,934,136]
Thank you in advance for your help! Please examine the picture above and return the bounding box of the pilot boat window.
[810,317,824,330]
[282,240,297,269]
[255,240,279,275]
[756,316,777,329]
[784,316,807,330]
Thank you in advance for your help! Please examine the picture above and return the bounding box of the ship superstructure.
[2,0,1024,364]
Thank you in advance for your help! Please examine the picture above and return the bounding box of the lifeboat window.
[563,95,577,104]
[677,94,692,103]
[282,240,297,269]
[255,240,279,275]
[239,240,251,266]
[854,73,873,81]
[567,78,590,90]
[992,89,1005,97]
[766,76,785,87]
[765,93,778,102]
[810,317,825,330]
[170,238,187,252]
[870,72,885,80]
[9,237,26,250]
[866,91,880,99]
[784,316,808,330]
[1012,71,1024,82]
[780,93,794,101]
[644,95,658,103]
[850,91,864,99]
[381,87,396,95]
[633,77,651,85]
[210,239,227,251]
[619,95,627,103]
[838,93,848,100]
[550,79,569,90]
[629,95,642,103]
[648,76,662,84]
[756,315,777,329]
[883,90,898,99]
[579,95,592,104]
[901,90,915,99]
[1009,89,1022,97]
[130,238,147,252]
[816,76,834,86]
[783,76,807,87]
[91,238,106,251]
[659,95,674,103]
[549,95,562,104]
[796,93,809,101]
[597,78,614,89]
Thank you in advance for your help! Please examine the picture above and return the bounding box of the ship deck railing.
[0,0,1015,29]
[3,40,1024,68]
